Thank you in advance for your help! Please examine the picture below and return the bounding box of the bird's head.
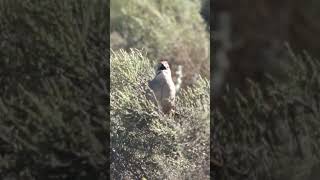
[155,60,171,75]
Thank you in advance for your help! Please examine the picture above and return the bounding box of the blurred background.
[213,0,320,98]
[0,0,108,179]
[213,1,320,180]
[110,0,210,88]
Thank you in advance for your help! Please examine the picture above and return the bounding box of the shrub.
[111,49,210,179]
[212,49,320,180]
[110,0,210,88]
[0,0,108,179]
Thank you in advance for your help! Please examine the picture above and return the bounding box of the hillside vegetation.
[110,0,210,88]
[110,49,210,179]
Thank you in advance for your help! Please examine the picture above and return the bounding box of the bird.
[148,60,176,114]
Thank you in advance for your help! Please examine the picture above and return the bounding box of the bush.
[212,48,320,180]
[110,49,210,179]
[200,0,210,29]
[0,0,108,179]
[110,0,209,88]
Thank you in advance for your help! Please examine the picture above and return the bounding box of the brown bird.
[148,60,176,114]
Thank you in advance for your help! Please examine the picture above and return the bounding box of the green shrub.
[0,0,108,179]
[110,0,209,87]
[111,49,210,179]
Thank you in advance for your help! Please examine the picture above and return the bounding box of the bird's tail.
[175,65,183,93]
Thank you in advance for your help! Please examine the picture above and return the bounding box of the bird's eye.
[158,64,166,70]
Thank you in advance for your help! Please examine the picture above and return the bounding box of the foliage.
[0,0,108,179]
[200,0,210,29]
[111,49,210,179]
[110,0,210,87]
[212,49,320,180]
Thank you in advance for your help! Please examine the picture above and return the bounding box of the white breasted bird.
[148,60,176,114]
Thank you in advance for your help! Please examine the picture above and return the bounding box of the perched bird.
[148,60,176,114]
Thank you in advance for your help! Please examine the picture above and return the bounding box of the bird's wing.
[148,79,154,90]
[146,80,158,105]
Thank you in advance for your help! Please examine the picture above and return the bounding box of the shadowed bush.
[111,49,210,179]
[212,49,320,180]
[0,0,108,179]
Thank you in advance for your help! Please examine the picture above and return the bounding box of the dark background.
[0,0,109,179]
[211,0,320,180]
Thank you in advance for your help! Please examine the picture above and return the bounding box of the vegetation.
[109,1,211,178]
[110,0,209,88]
[110,49,210,179]
[212,48,320,180]
[212,1,320,179]
[0,0,108,179]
